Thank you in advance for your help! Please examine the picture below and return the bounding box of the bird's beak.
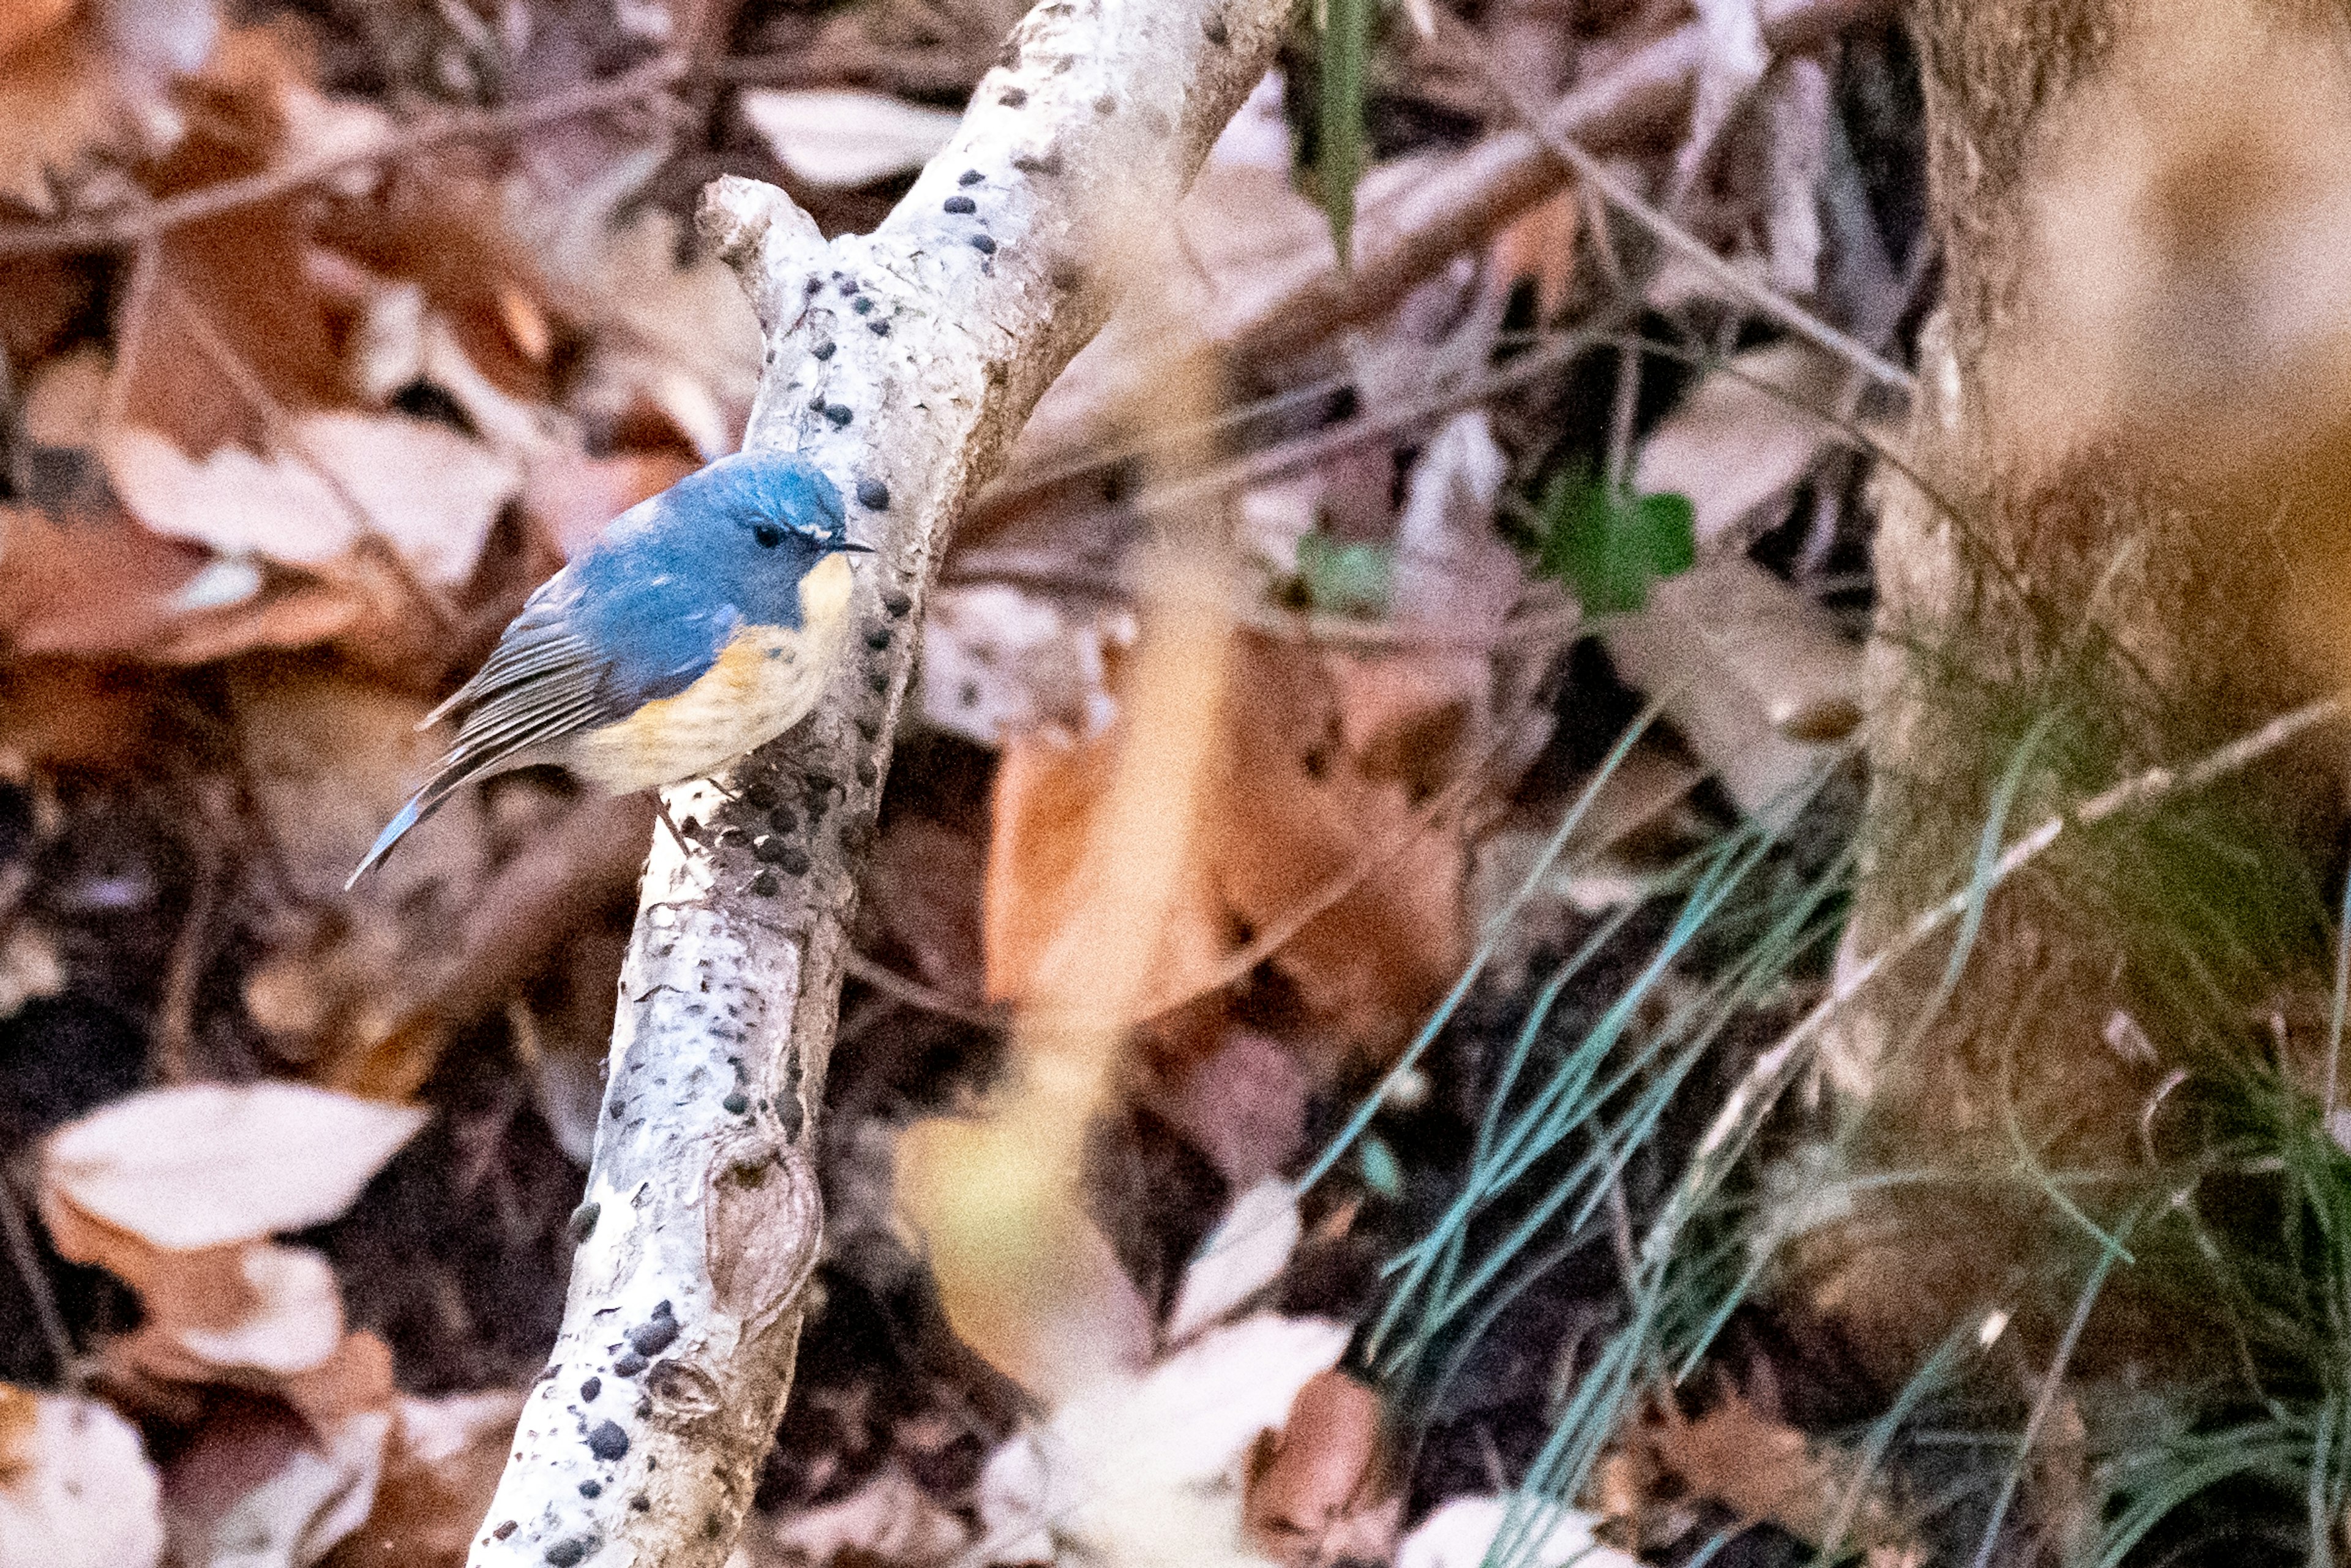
[835,540,877,555]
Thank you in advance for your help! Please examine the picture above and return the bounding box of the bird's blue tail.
[345,793,428,890]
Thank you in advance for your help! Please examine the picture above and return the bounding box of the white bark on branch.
[463,4,1294,1564]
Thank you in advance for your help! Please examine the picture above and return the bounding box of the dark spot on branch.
[493,1521,517,1541]
[811,337,834,361]
[969,234,997,255]
[628,1314,681,1357]
[855,478,889,509]
[882,590,912,616]
[850,296,872,315]
[999,87,1028,107]
[722,1092,749,1114]
[1204,13,1228,45]
[864,626,892,649]
[1013,150,1061,176]
[544,1537,595,1567]
[959,168,984,185]
[823,403,854,426]
[945,195,977,214]
[567,1202,599,1243]
[579,1480,602,1498]
[585,1420,630,1461]
[869,319,890,336]
[580,1376,601,1402]
[749,869,779,896]
[613,1350,648,1377]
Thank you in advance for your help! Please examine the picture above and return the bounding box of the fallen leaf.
[1602,557,1861,820]
[1647,1387,1908,1553]
[737,88,961,189]
[42,1081,427,1251]
[920,584,1132,747]
[976,1314,1350,1567]
[317,1391,526,1568]
[0,0,219,214]
[757,1461,972,1567]
[1166,1179,1301,1343]
[163,1400,391,1568]
[1395,1496,1640,1568]
[102,412,520,589]
[1160,1030,1308,1190]
[0,1384,166,1568]
[985,632,1475,1061]
[1632,341,1846,548]
[1242,1368,1395,1567]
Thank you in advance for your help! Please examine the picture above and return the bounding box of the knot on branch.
[697,176,828,336]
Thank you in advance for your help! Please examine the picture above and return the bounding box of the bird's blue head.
[593,451,871,629]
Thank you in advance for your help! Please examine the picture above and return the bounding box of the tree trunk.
[1807,0,2351,1381]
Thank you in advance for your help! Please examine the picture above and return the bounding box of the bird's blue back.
[563,452,849,707]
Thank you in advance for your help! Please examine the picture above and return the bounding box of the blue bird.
[349,451,872,887]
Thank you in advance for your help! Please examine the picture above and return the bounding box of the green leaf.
[1532,471,1697,615]
[1295,532,1391,617]
[1318,0,1369,270]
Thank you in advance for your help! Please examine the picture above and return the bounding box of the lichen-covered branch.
[463,3,1293,1564]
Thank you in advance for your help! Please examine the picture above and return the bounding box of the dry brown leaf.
[1632,341,1845,548]
[0,1384,165,1568]
[1489,189,1581,324]
[752,1461,972,1568]
[161,1397,392,1568]
[103,413,520,588]
[984,632,1474,1061]
[0,0,219,214]
[1648,1388,1907,1553]
[316,1391,527,1568]
[508,185,762,460]
[1242,1367,1395,1567]
[1603,558,1860,820]
[1160,1030,1307,1190]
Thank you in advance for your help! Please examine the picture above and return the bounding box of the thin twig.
[0,52,686,258]
[0,1169,80,1392]
[1423,7,1918,397]
[160,279,460,631]
[841,951,1007,1032]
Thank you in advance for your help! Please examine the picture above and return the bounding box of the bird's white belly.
[561,607,848,793]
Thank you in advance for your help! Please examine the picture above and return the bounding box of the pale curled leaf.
[43,1082,427,1250]
[1395,1496,1639,1568]
[0,1386,165,1568]
[976,1315,1349,1567]
[103,413,520,587]
[738,89,962,189]
[1165,1179,1302,1343]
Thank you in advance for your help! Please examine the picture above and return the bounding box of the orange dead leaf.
[1243,1367,1397,1567]
[1648,1387,1909,1553]
[984,631,1474,1063]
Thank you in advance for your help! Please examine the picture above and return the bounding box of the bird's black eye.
[752,522,786,549]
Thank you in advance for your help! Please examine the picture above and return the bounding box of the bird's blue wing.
[348,570,732,887]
